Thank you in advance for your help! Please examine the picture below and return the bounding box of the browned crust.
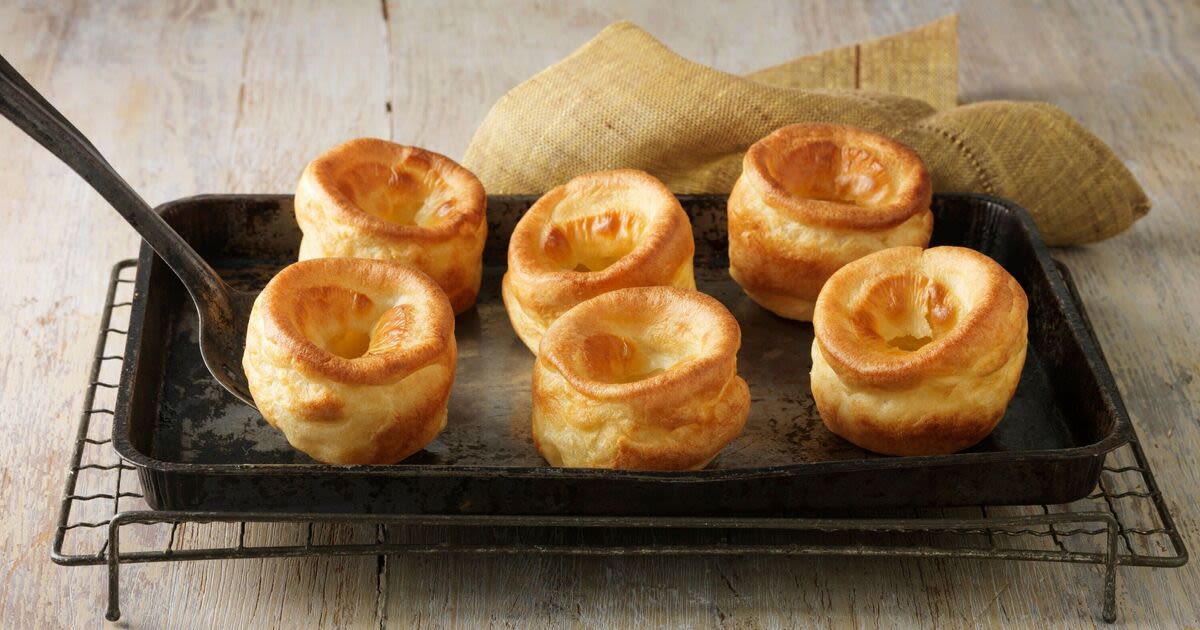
[531,374,750,471]
[538,287,741,407]
[813,246,1028,389]
[355,358,453,464]
[608,376,750,470]
[297,138,486,242]
[742,123,932,230]
[728,173,926,314]
[431,261,477,315]
[505,169,694,311]
[813,388,1009,457]
[257,257,455,386]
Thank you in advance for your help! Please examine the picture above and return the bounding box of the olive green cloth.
[463,17,1147,245]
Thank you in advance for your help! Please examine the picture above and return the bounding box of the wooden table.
[2,0,1196,626]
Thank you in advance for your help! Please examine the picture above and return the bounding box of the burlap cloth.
[463,17,1147,246]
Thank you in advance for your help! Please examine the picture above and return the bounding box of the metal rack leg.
[106,516,124,621]
[1102,514,1119,623]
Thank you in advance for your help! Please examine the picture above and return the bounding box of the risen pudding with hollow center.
[294,138,486,314]
[811,246,1028,456]
[502,169,695,352]
[532,286,750,470]
[242,258,456,465]
[729,123,933,321]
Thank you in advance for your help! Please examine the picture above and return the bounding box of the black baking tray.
[112,193,1133,515]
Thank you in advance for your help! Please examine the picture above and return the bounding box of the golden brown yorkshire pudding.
[811,246,1028,456]
[294,138,487,314]
[532,287,750,470]
[502,169,695,352]
[242,258,457,465]
[729,123,933,321]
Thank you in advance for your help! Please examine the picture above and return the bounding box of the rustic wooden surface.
[1,0,1197,627]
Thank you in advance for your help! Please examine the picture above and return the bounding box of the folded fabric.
[463,18,1147,245]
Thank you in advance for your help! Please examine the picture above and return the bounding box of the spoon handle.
[0,53,229,307]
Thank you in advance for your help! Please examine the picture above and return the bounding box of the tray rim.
[111,192,1134,482]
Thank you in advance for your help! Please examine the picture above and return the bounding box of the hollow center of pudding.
[767,141,894,207]
[325,329,372,359]
[291,286,410,360]
[336,162,457,228]
[858,273,959,352]
[541,210,648,272]
[580,332,687,384]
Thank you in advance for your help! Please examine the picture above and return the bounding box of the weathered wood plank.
[0,0,1196,627]
[0,0,386,628]
[381,1,1200,627]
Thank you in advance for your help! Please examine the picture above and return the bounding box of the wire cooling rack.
[52,261,1188,622]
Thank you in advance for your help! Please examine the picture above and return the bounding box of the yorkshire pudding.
[294,138,487,314]
[729,123,933,321]
[242,258,457,465]
[532,287,750,470]
[503,169,695,352]
[811,246,1028,456]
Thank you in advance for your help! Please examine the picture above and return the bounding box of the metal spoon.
[0,54,257,408]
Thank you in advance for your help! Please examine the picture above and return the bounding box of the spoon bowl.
[196,288,258,407]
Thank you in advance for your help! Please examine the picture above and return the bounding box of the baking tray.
[112,193,1133,515]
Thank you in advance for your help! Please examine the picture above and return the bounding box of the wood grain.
[0,0,1196,627]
